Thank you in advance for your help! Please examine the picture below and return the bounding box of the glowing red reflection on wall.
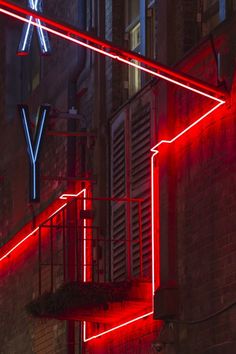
[0,0,228,343]
[60,191,155,342]
[0,202,67,263]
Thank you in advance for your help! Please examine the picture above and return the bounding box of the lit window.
[125,1,156,97]
[126,0,141,97]
[128,23,141,97]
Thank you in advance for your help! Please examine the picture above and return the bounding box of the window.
[125,0,141,97]
[125,1,156,97]
[128,22,141,97]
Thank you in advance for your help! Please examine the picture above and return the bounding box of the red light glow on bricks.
[0,0,228,343]
[60,191,155,342]
[83,311,154,342]
[0,202,67,262]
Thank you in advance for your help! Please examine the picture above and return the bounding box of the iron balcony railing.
[37,193,152,297]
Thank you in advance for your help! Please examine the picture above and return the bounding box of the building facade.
[0,0,236,353]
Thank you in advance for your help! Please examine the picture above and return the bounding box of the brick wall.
[86,317,161,354]
[1,1,236,354]
[0,0,79,245]
[0,1,79,353]
[0,239,67,354]
[157,13,236,354]
[175,53,236,354]
[86,6,236,354]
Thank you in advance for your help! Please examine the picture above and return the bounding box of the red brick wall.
[85,8,236,354]
[0,1,79,353]
[157,14,236,354]
[1,2,236,354]
[86,317,161,354]
[0,0,80,245]
[175,71,236,354]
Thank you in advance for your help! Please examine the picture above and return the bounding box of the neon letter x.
[17,0,51,55]
[18,104,50,202]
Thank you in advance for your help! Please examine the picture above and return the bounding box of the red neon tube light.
[0,2,227,152]
[0,0,228,342]
[0,2,227,154]
[0,202,69,262]
[0,0,226,102]
[0,189,88,263]
[0,227,39,262]
[60,191,154,341]
[83,311,154,342]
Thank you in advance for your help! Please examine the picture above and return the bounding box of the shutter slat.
[111,117,127,281]
[131,104,152,278]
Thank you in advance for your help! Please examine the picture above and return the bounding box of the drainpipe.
[67,1,86,354]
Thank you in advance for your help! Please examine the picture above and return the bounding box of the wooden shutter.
[110,103,152,281]
[110,113,128,281]
[130,103,152,279]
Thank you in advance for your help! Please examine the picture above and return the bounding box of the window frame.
[125,0,156,97]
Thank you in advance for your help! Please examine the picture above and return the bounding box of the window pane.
[129,61,141,96]
[128,23,141,96]
[130,23,141,51]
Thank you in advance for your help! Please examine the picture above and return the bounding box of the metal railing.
[37,194,151,296]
